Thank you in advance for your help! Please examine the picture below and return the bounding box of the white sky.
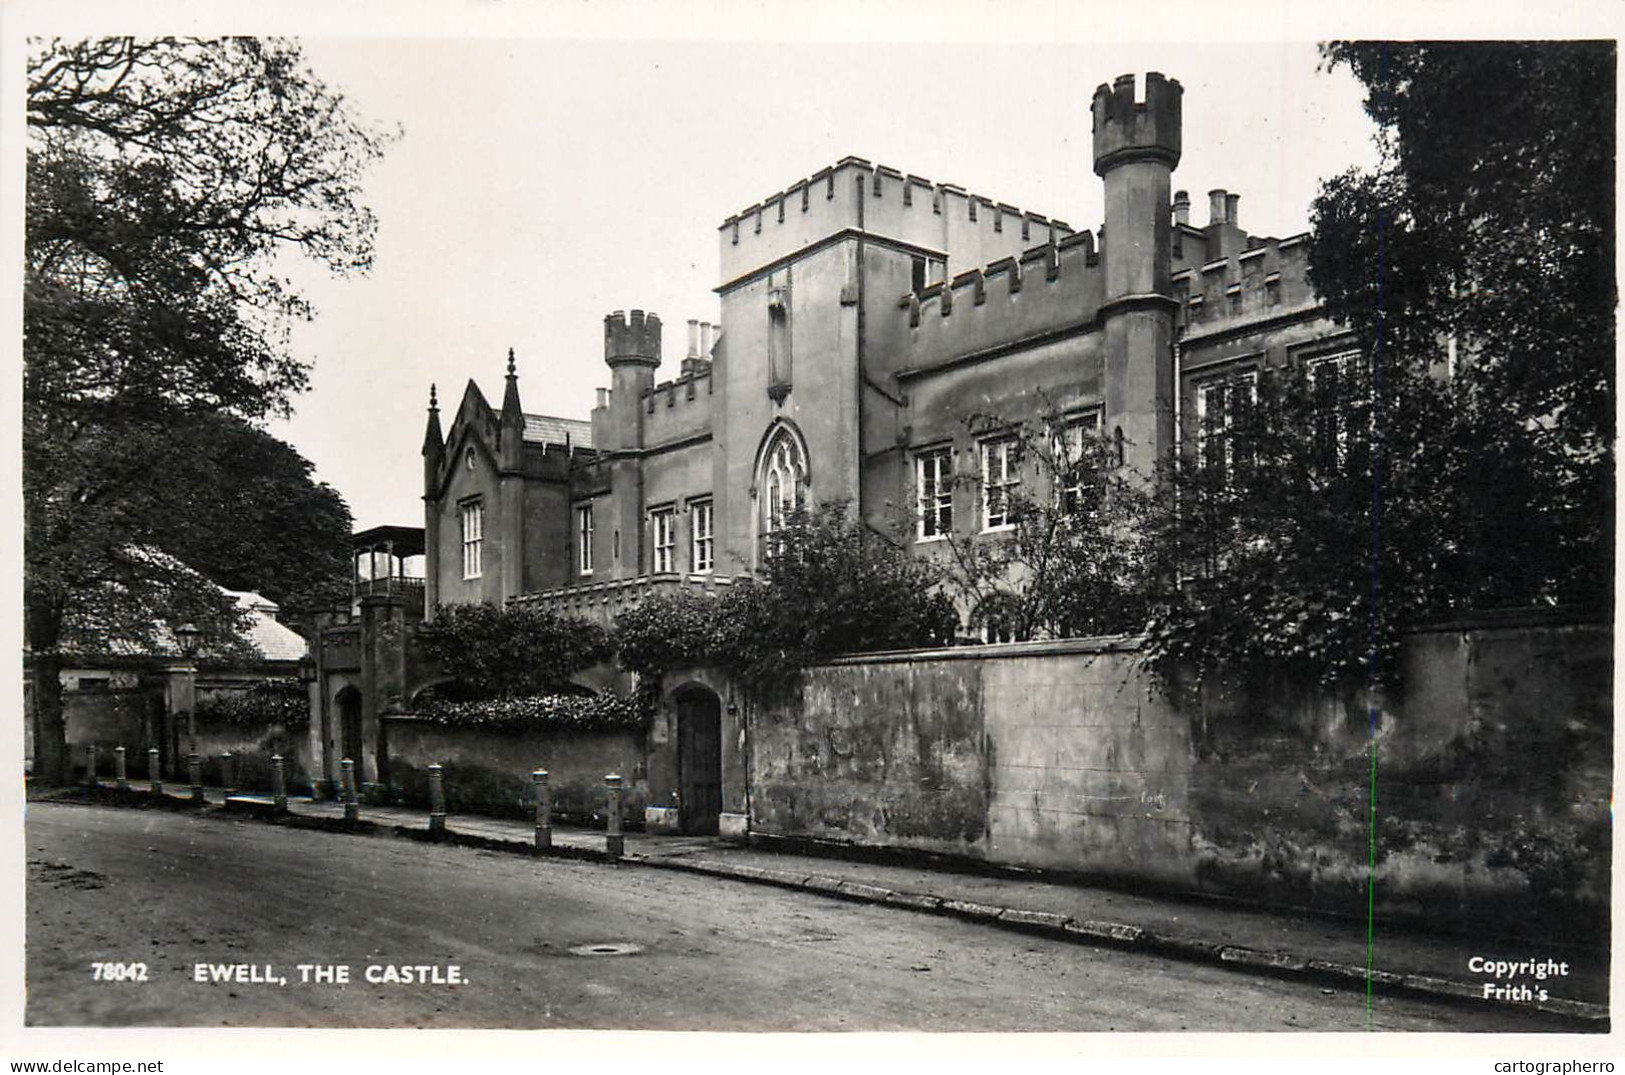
[260,35,1379,530]
[10,0,1620,538]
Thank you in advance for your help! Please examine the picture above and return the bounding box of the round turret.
[604,309,662,368]
[1091,72,1183,177]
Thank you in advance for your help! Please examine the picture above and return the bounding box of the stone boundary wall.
[748,616,1612,941]
[380,716,648,827]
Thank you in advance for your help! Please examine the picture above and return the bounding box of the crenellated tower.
[603,310,661,452]
[601,310,662,577]
[1093,71,1182,477]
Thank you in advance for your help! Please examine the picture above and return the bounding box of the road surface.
[24,802,1550,1031]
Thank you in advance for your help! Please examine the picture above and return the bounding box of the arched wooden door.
[675,687,722,836]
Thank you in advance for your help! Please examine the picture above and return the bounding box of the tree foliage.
[614,502,959,697]
[1307,42,1614,613]
[1139,42,1615,697]
[416,604,613,701]
[146,413,354,609]
[194,677,309,728]
[1138,363,1389,690]
[25,37,393,781]
[938,408,1151,643]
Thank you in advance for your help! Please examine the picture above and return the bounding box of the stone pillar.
[719,697,750,843]
[340,758,359,823]
[358,594,408,788]
[532,769,552,853]
[114,746,128,790]
[162,661,198,780]
[302,659,333,799]
[148,747,162,796]
[221,751,236,796]
[272,754,288,812]
[188,749,203,803]
[427,763,447,835]
[605,773,624,859]
[84,744,98,788]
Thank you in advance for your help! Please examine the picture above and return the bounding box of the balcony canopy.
[350,525,426,559]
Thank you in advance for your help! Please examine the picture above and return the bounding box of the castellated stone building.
[419,71,1355,628]
[311,72,1361,824]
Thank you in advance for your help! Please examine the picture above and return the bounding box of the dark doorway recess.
[675,686,723,836]
[336,687,363,771]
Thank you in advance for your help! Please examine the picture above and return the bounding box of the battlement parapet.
[880,233,1106,376]
[1174,230,1317,333]
[605,309,662,367]
[718,156,1075,287]
[1092,71,1183,176]
[643,365,714,412]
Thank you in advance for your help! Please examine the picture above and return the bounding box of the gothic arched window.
[761,429,806,534]
[756,425,809,564]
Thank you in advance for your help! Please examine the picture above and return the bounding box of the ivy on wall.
[193,676,309,728]
[413,688,642,732]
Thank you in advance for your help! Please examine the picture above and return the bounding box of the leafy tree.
[147,413,354,610]
[416,604,613,700]
[1139,362,1390,691]
[1308,42,1613,615]
[937,408,1151,643]
[614,502,959,698]
[26,37,393,781]
[1143,42,1615,698]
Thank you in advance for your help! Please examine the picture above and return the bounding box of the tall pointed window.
[758,425,809,559]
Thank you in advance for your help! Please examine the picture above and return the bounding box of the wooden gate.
[676,687,722,836]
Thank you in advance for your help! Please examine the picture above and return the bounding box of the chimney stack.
[1173,190,1190,226]
[1208,189,1228,226]
[700,321,714,358]
[1225,192,1240,228]
[686,319,700,359]
[595,387,610,409]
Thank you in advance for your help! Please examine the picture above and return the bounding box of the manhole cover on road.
[567,942,643,957]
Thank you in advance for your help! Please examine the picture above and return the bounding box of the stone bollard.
[340,759,359,823]
[427,764,447,835]
[605,772,624,859]
[148,748,162,797]
[85,744,99,788]
[188,750,204,803]
[221,751,236,797]
[114,746,128,791]
[271,754,288,812]
[532,769,552,853]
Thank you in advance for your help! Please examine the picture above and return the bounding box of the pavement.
[37,779,1611,1029]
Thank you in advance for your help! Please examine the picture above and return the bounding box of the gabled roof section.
[221,590,309,662]
[523,414,593,449]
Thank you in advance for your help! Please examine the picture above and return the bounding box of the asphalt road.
[23,802,1550,1032]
